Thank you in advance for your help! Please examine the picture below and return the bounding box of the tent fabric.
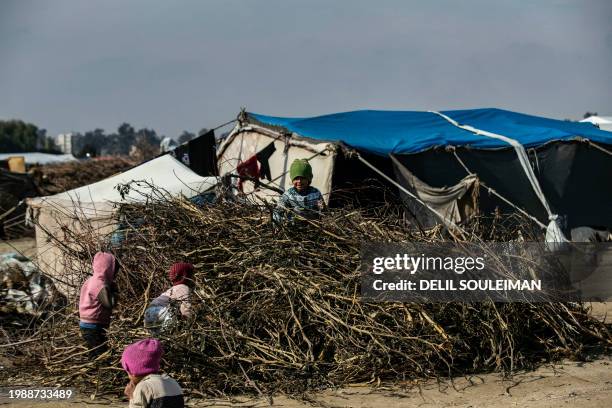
[171,130,218,176]
[391,155,479,228]
[432,110,567,243]
[29,154,217,217]
[249,108,612,156]
[0,152,77,165]
[393,142,612,230]
[217,129,336,204]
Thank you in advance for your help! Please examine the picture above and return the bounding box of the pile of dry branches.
[31,156,136,195]
[2,188,610,397]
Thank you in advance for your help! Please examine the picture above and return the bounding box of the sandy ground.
[0,237,37,259]
[2,238,611,407]
[2,358,611,407]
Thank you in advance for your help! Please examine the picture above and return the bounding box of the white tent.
[0,152,77,165]
[29,154,217,216]
[28,154,218,297]
[580,116,612,132]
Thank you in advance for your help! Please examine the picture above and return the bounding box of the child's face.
[293,176,310,192]
[128,374,143,384]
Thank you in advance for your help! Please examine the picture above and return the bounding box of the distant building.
[56,133,73,154]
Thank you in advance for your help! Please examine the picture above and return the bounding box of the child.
[144,263,193,334]
[121,338,184,408]
[79,251,119,359]
[274,159,325,223]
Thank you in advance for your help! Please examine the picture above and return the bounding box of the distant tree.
[130,133,159,162]
[178,131,196,144]
[583,112,598,119]
[118,123,135,138]
[77,143,99,158]
[72,129,106,157]
[0,120,59,153]
[71,124,163,158]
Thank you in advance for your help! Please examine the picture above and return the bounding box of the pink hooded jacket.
[79,252,117,325]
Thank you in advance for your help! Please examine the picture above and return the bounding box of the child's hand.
[124,381,135,400]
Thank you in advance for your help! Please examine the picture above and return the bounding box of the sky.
[1,0,611,139]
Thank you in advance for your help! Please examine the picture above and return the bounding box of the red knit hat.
[168,263,193,286]
[121,338,163,377]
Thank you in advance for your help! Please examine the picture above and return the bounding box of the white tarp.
[0,252,58,315]
[580,116,612,132]
[0,152,77,165]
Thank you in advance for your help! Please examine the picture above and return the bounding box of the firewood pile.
[2,185,609,397]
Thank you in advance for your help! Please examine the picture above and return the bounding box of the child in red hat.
[144,263,194,334]
[121,338,183,407]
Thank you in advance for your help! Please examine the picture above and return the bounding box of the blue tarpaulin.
[249,108,612,156]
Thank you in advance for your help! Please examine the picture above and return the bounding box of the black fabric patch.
[148,394,184,408]
[171,130,217,176]
[188,130,217,177]
[255,141,276,181]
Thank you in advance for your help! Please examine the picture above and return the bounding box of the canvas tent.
[218,108,612,237]
[28,154,218,297]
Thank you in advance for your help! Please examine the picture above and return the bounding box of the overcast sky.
[1,0,611,138]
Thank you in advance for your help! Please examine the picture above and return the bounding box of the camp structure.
[27,154,218,297]
[218,108,612,238]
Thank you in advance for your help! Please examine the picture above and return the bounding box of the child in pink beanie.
[121,338,183,407]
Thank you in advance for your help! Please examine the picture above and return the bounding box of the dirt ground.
[2,358,611,407]
[2,238,611,407]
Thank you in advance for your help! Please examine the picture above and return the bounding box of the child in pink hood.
[79,251,119,359]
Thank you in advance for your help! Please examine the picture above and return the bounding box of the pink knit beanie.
[121,338,163,376]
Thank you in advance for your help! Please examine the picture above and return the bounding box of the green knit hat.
[289,159,313,181]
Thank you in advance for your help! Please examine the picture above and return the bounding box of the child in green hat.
[274,159,325,223]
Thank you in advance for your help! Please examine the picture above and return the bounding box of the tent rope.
[431,111,567,243]
[212,118,238,132]
[588,141,612,156]
[451,151,547,229]
[352,151,469,240]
